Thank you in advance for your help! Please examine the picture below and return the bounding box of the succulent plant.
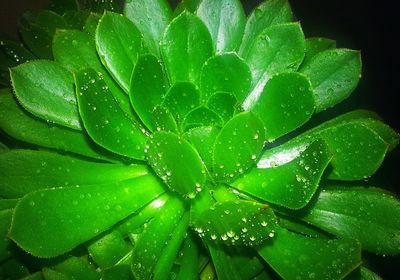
[0,0,399,279]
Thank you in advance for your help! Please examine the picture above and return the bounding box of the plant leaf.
[196,0,245,52]
[247,72,315,141]
[200,53,251,103]
[63,10,90,30]
[131,197,188,280]
[75,68,148,160]
[0,39,35,69]
[161,12,214,86]
[46,0,79,14]
[50,256,100,280]
[213,112,265,181]
[258,227,362,280]
[11,60,81,130]
[182,106,223,131]
[174,0,201,16]
[300,48,361,112]
[0,210,12,262]
[302,37,336,66]
[129,54,168,131]
[0,149,148,198]
[96,11,144,92]
[163,82,200,125]
[146,131,206,198]
[151,105,179,133]
[207,92,237,123]
[0,89,110,160]
[124,0,172,56]
[53,29,134,117]
[83,13,102,37]
[194,200,278,247]
[176,235,199,280]
[233,139,331,209]
[243,23,305,109]
[10,175,165,258]
[239,0,293,58]
[295,185,400,255]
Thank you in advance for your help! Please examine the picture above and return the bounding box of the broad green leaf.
[232,139,331,209]
[36,10,68,36]
[258,227,362,280]
[19,19,53,59]
[86,0,121,13]
[0,258,29,279]
[247,73,314,141]
[174,0,201,16]
[0,210,12,262]
[163,82,200,125]
[47,0,79,14]
[182,106,223,131]
[51,256,99,280]
[196,0,246,52]
[200,53,251,103]
[10,175,165,258]
[243,23,306,109]
[302,37,336,66]
[131,197,188,280]
[346,266,382,280]
[300,48,361,112]
[0,39,35,68]
[184,126,220,169]
[151,105,178,132]
[0,149,148,198]
[194,200,278,246]
[130,54,168,131]
[161,12,214,85]
[88,229,131,269]
[146,132,206,198]
[102,265,131,280]
[213,112,265,181]
[18,272,43,280]
[63,10,90,30]
[176,235,198,280]
[296,185,400,254]
[124,0,172,56]
[83,13,101,37]
[239,0,293,57]
[11,60,81,130]
[75,68,148,160]
[96,11,144,92]
[259,115,391,180]
[277,214,331,238]
[0,199,18,211]
[53,29,133,117]
[42,269,69,280]
[0,89,110,160]
[207,92,237,123]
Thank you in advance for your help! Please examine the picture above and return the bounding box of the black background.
[1,0,399,278]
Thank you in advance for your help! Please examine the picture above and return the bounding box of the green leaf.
[239,0,293,58]
[0,210,12,262]
[63,10,90,30]
[0,89,110,160]
[182,106,223,131]
[176,235,198,280]
[86,0,121,13]
[300,48,361,112]
[151,105,179,133]
[213,112,265,181]
[47,0,79,14]
[36,10,68,35]
[232,139,331,209]
[51,256,99,280]
[258,227,362,280]
[124,0,172,56]
[53,29,134,117]
[96,11,144,92]
[194,200,278,246]
[130,54,168,131]
[247,72,315,141]
[174,0,201,16]
[0,199,18,211]
[259,114,391,180]
[0,258,29,279]
[163,82,200,125]
[102,265,131,280]
[10,175,165,258]
[161,12,214,86]
[243,23,305,109]
[196,0,246,52]
[207,92,237,123]
[0,39,35,68]
[83,13,101,37]
[200,53,251,103]
[346,266,382,280]
[302,37,336,66]
[146,132,206,198]
[0,149,148,198]
[295,185,400,255]
[75,68,148,160]
[19,19,53,59]
[131,197,188,280]
[11,60,81,130]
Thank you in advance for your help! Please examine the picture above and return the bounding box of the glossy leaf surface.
[213,112,265,181]
[258,227,362,280]
[96,11,143,92]
[194,200,277,246]
[10,175,165,258]
[196,0,246,52]
[19,16,53,59]
[0,210,12,262]
[183,106,223,131]
[200,53,251,103]
[233,139,331,209]
[75,68,148,160]
[146,132,206,198]
[207,92,237,123]
[161,12,213,85]
[11,60,80,130]
[302,37,336,66]
[151,106,179,132]
[297,186,400,254]
[300,49,361,112]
